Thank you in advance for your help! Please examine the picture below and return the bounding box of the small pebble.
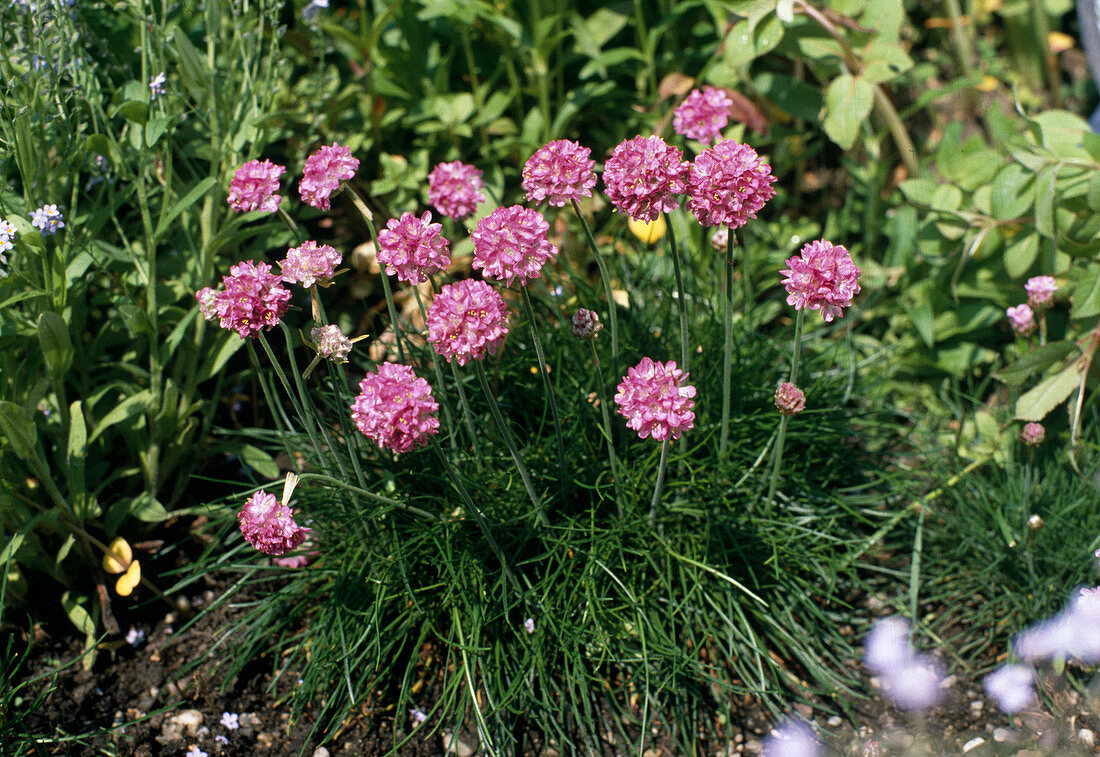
[312,748,330,757]
[970,699,983,712]
[1078,728,1095,747]
[962,737,984,752]
[993,727,1013,742]
[827,715,842,727]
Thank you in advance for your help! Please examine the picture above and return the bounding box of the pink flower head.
[1007,304,1036,336]
[1025,275,1058,309]
[688,139,776,228]
[238,489,309,556]
[602,136,690,222]
[774,382,805,415]
[983,664,1034,714]
[376,211,451,284]
[280,241,341,288]
[1014,588,1100,663]
[674,87,734,144]
[614,357,696,441]
[472,205,559,286]
[350,363,440,454]
[1021,422,1045,446]
[426,279,510,365]
[213,260,292,338]
[572,308,602,340]
[427,160,486,220]
[780,240,861,322]
[196,286,219,321]
[864,616,944,711]
[522,139,597,207]
[310,324,353,363]
[299,142,358,210]
[227,159,286,214]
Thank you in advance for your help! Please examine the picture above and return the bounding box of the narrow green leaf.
[61,591,96,635]
[38,312,73,380]
[68,401,87,517]
[154,176,216,241]
[1015,363,1082,421]
[89,390,153,443]
[0,402,37,459]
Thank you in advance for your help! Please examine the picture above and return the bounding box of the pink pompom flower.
[688,139,776,228]
[212,260,292,338]
[376,211,451,284]
[774,382,805,415]
[602,136,690,222]
[522,139,597,207]
[1006,304,1036,336]
[614,357,697,441]
[238,474,310,556]
[196,286,220,321]
[280,241,342,288]
[299,142,359,210]
[427,160,486,220]
[780,240,862,322]
[426,279,510,366]
[472,205,558,286]
[350,362,440,454]
[1025,275,1058,309]
[310,324,354,363]
[674,87,734,144]
[1020,422,1045,446]
[227,159,286,214]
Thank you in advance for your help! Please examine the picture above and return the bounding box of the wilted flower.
[780,239,861,322]
[195,286,219,321]
[687,139,776,228]
[376,211,451,284]
[426,279,510,365]
[1025,275,1058,309]
[149,72,166,100]
[1021,422,1045,446]
[30,204,64,235]
[674,86,733,144]
[572,308,602,340]
[710,227,729,252]
[280,241,342,288]
[227,159,286,214]
[774,382,805,415]
[762,719,822,757]
[614,357,696,441]
[299,142,358,210]
[427,160,486,220]
[238,475,310,556]
[522,139,597,207]
[1007,304,1036,336]
[310,324,353,363]
[602,135,690,222]
[984,664,1034,714]
[212,260,292,338]
[350,363,440,454]
[472,205,558,286]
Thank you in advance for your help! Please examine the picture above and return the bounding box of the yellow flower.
[627,215,666,245]
[102,536,141,596]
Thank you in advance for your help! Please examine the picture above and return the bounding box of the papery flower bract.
[762,719,822,757]
[471,205,558,286]
[1021,422,1045,446]
[522,139,597,207]
[427,160,486,220]
[30,204,64,235]
[376,211,451,284]
[310,324,353,363]
[710,227,729,252]
[780,240,861,322]
[1007,304,1036,336]
[572,308,602,340]
[238,489,309,556]
[614,357,696,441]
[674,87,734,144]
[687,139,776,228]
[350,362,440,454]
[603,135,690,222]
[426,279,510,365]
[227,159,286,214]
[299,142,358,210]
[774,382,805,415]
[280,241,341,288]
[983,664,1034,714]
[195,286,219,321]
[212,260,292,338]
[1025,275,1058,308]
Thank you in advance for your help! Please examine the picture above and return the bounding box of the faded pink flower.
[472,205,558,286]
[238,489,309,556]
[196,287,219,321]
[350,362,440,454]
[310,324,353,363]
[1007,304,1035,336]
[710,227,729,252]
[1025,275,1058,309]
[688,139,776,228]
[674,87,734,144]
[1020,422,1045,446]
[376,211,451,284]
[280,241,341,288]
[227,159,286,214]
[602,136,690,222]
[212,260,292,338]
[984,664,1034,714]
[774,382,805,415]
[864,616,944,711]
[614,357,696,441]
[299,142,358,210]
[780,240,861,322]
[572,308,602,340]
[427,160,486,220]
[522,139,597,207]
[426,279,509,366]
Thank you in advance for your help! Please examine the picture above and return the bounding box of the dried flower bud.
[1027,514,1044,531]
[774,382,806,415]
[572,308,603,340]
[1020,422,1045,446]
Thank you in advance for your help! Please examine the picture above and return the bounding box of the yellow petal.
[975,76,999,92]
[1048,31,1074,54]
[627,215,667,245]
[115,559,140,597]
[102,537,132,574]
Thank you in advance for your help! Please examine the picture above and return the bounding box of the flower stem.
[521,286,569,505]
[665,212,689,376]
[409,284,460,454]
[473,360,549,527]
[764,307,806,511]
[648,439,670,528]
[254,332,325,460]
[719,228,735,459]
[347,186,407,363]
[571,198,619,379]
[296,473,439,521]
[590,341,624,516]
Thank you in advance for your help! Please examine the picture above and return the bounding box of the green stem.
[763,308,806,511]
[347,187,407,363]
[648,439,670,528]
[254,332,325,461]
[521,287,568,505]
[719,229,735,459]
[571,199,619,379]
[410,285,459,453]
[590,341,624,516]
[296,473,439,521]
[665,213,689,376]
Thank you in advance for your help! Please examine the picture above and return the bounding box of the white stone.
[962,737,984,752]
[312,748,331,757]
[993,727,1013,742]
[1078,728,1095,747]
[443,731,476,757]
[827,715,842,727]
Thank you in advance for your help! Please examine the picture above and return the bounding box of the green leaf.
[154,176,216,241]
[129,492,168,522]
[68,401,87,509]
[1003,234,1039,279]
[61,591,96,636]
[238,444,280,480]
[1087,173,1100,212]
[1073,268,1100,319]
[197,330,244,383]
[1034,167,1056,239]
[997,341,1079,384]
[89,390,153,443]
[753,72,822,122]
[145,117,170,148]
[991,164,1034,220]
[904,281,935,348]
[37,312,73,380]
[821,74,873,150]
[898,178,937,206]
[112,100,149,125]
[1015,363,1082,421]
[0,402,37,460]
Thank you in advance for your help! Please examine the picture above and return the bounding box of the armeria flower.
[774,382,805,415]
[238,475,310,556]
[865,616,913,674]
[522,139,597,207]
[673,87,734,144]
[350,362,440,453]
[299,142,358,210]
[30,204,64,235]
[1025,275,1058,308]
[227,159,286,214]
[195,286,219,321]
[310,324,353,363]
[983,664,1034,714]
[426,279,510,365]
[780,239,861,322]
[1020,422,1045,446]
[280,241,341,288]
[762,719,822,757]
[471,205,558,286]
[688,139,776,228]
[710,227,729,252]
[1006,304,1036,336]
[376,211,451,284]
[427,160,486,220]
[149,72,166,100]
[614,357,696,441]
[212,260,292,338]
[572,308,602,340]
[220,712,240,730]
[864,616,944,711]
[1014,588,1100,663]
[603,136,690,222]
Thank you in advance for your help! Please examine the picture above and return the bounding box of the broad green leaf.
[238,444,280,480]
[0,402,37,459]
[991,164,1034,220]
[61,591,96,635]
[753,72,822,122]
[197,330,244,382]
[821,74,874,150]
[89,390,153,443]
[1015,363,1082,421]
[1003,234,1039,279]
[154,176,216,241]
[37,312,73,380]
[112,100,149,125]
[1034,167,1056,238]
[904,281,935,348]
[1087,173,1100,212]
[898,178,937,206]
[1073,268,1100,319]
[129,492,168,522]
[997,341,1078,384]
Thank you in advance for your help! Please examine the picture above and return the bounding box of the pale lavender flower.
[30,204,64,235]
[1025,275,1058,309]
[864,616,913,674]
[185,747,206,757]
[524,618,535,634]
[762,719,822,757]
[215,734,229,745]
[984,664,1034,714]
[410,706,427,725]
[220,712,239,730]
[125,627,145,647]
[149,72,166,100]
[882,654,945,711]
